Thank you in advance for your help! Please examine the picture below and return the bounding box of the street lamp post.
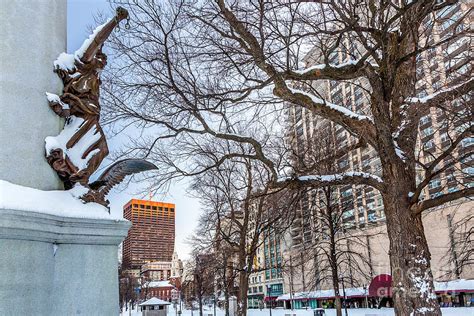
[213,294,217,316]
[363,285,369,308]
[340,275,348,316]
[267,285,272,316]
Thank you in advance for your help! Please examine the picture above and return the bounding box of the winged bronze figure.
[45,7,157,207]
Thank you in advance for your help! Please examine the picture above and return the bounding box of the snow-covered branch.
[406,78,473,105]
[413,187,474,214]
[272,84,376,145]
[286,59,372,80]
[277,171,384,191]
[288,87,373,122]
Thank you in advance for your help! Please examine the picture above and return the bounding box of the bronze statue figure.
[45,7,157,207]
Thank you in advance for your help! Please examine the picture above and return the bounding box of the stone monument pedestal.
[0,1,132,315]
[0,209,130,316]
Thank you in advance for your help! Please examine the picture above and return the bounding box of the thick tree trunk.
[331,274,343,316]
[382,189,441,316]
[198,293,203,316]
[237,271,249,316]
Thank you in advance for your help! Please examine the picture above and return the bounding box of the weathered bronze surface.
[46,7,157,207]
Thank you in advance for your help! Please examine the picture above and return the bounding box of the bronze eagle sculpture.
[45,7,157,207]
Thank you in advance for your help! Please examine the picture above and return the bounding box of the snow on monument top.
[0,180,121,220]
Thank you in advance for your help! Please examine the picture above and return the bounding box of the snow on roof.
[148,280,173,288]
[0,180,122,220]
[139,297,171,306]
[435,279,474,292]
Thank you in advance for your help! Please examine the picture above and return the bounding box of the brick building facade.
[122,199,176,270]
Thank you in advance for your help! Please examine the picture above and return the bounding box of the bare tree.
[190,153,297,316]
[285,129,376,316]
[118,267,140,313]
[184,247,215,316]
[181,260,198,309]
[443,208,474,278]
[103,1,473,315]
[140,274,153,301]
[212,225,239,316]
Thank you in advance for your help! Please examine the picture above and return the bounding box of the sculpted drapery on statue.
[45,7,156,207]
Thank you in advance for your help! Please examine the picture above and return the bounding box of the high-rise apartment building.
[122,199,176,270]
[284,0,473,295]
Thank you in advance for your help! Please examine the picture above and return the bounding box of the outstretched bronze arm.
[79,7,129,64]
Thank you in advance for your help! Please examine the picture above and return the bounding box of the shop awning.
[264,296,278,302]
[276,287,367,301]
[434,279,474,293]
[276,278,474,302]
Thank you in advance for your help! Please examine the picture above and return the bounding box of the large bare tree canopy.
[103,1,473,315]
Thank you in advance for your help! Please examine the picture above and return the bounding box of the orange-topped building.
[122,199,176,270]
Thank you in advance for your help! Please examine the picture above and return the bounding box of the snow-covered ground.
[120,306,473,316]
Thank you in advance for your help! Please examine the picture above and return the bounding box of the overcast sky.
[67,0,202,260]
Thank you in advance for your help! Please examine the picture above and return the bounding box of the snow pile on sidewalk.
[120,307,474,316]
[0,180,120,220]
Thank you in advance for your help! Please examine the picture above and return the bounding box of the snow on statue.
[45,7,157,207]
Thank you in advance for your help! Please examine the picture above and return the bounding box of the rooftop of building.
[139,297,171,306]
[124,198,175,209]
[148,280,174,288]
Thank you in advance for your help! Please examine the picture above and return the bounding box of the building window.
[463,167,474,176]
[341,188,352,198]
[448,187,459,193]
[422,127,434,137]
[343,209,354,218]
[424,140,434,150]
[339,159,348,168]
[431,191,443,198]
[461,137,473,147]
[428,179,441,189]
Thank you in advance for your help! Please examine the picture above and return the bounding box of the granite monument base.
[0,209,130,316]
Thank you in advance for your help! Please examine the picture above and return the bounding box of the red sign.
[369,274,392,297]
